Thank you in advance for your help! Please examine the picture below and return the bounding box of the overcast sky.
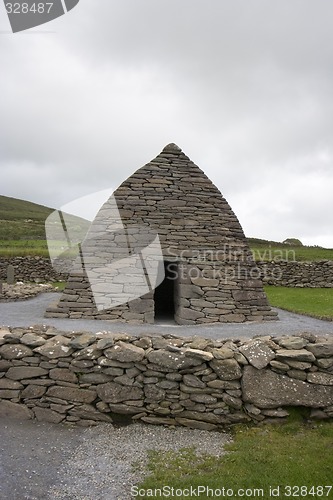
[1,0,333,247]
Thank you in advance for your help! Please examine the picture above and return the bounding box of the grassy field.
[0,195,89,256]
[1,237,333,261]
[0,195,53,241]
[136,413,333,499]
[265,286,333,320]
[251,244,333,262]
[248,237,333,262]
[0,195,53,220]
[0,239,49,257]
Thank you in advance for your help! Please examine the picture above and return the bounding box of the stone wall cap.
[162,143,182,152]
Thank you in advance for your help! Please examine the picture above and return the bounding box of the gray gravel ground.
[0,418,231,500]
[1,292,333,339]
[0,418,82,500]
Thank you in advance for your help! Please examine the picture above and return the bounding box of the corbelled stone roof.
[91,143,250,257]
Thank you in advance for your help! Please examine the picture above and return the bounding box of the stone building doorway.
[154,261,177,321]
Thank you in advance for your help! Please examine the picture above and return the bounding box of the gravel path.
[0,292,332,339]
[0,418,231,500]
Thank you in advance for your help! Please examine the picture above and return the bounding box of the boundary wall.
[1,327,332,428]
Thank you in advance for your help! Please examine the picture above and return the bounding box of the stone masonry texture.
[1,326,333,429]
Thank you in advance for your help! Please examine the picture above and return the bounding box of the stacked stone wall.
[1,327,332,428]
[0,257,66,283]
[259,260,333,288]
[1,257,332,290]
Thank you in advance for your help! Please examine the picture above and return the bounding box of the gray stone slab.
[242,366,333,409]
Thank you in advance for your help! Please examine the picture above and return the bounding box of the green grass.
[265,286,333,320]
[0,220,50,241]
[0,195,54,241]
[248,238,333,262]
[0,195,54,221]
[0,239,49,257]
[251,245,333,262]
[0,195,89,248]
[0,240,80,258]
[136,417,333,499]
[51,281,66,291]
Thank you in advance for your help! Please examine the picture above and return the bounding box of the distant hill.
[247,236,333,261]
[247,237,294,248]
[0,195,54,221]
[0,195,54,240]
[0,195,89,241]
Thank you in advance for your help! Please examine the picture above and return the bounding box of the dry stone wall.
[1,257,332,290]
[259,260,333,288]
[0,257,66,283]
[1,327,333,428]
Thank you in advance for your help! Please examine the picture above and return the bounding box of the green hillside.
[0,195,90,256]
[0,195,54,240]
[0,195,54,221]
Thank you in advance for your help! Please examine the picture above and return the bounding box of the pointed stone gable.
[113,142,248,252]
[46,144,278,324]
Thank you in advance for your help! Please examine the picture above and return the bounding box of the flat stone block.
[242,366,333,408]
[175,417,217,431]
[46,386,96,404]
[239,340,275,369]
[0,400,32,420]
[276,349,316,363]
[190,277,219,287]
[6,367,48,380]
[33,407,65,424]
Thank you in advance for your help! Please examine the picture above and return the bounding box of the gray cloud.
[0,0,332,245]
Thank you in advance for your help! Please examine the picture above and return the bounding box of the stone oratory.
[46,143,277,324]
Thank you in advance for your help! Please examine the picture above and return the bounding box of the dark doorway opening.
[154,261,177,321]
